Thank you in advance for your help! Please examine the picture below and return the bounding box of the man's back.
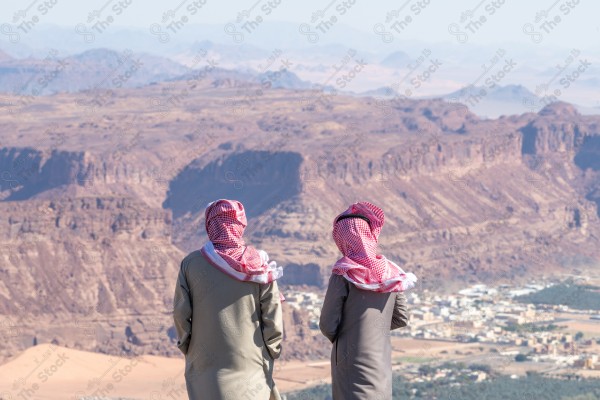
[320,274,408,400]
[174,250,283,400]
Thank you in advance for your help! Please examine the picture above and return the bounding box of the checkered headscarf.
[332,202,417,292]
[201,199,282,284]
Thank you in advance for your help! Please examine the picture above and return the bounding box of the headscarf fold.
[332,201,417,292]
[201,199,283,287]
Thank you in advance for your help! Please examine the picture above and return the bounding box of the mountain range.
[4,46,598,121]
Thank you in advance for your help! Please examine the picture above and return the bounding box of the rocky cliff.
[0,197,182,360]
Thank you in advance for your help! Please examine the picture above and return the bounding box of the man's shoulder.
[181,249,207,267]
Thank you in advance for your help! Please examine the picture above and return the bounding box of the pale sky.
[1,0,599,49]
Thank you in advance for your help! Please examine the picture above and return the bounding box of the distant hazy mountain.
[0,48,189,95]
[255,69,313,90]
[4,43,591,119]
[444,84,536,102]
[0,22,595,109]
[358,84,545,118]
[380,51,411,68]
[0,45,318,95]
[440,84,541,118]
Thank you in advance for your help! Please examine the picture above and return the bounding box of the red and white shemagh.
[201,199,283,289]
[332,202,417,292]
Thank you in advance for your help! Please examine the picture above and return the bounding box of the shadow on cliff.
[0,147,87,201]
[574,135,600,171]
[519,123,538,155]
[574,135,600,217]
[163,150,303,220]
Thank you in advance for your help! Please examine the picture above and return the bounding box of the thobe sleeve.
[173,262,193,355]
[319,274,348,343]
[391,292,409,330]
[259,280,284,359]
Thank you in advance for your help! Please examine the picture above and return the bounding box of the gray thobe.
[319,274,409,400]
[173,250,283,400]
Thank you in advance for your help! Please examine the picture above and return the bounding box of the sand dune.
[0,344,187,400]
[0,344,332,400]
[0,338,473,399]
[0,335,548,399]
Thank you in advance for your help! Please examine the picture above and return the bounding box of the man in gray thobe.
[173,199,284,400]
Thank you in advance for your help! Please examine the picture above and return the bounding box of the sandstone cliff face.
[0,148,87,200]
[519,103,600,219]
[0,197,172,241]
[0,80,599,362]
[521,104,594,156]
[0,197,182,360]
